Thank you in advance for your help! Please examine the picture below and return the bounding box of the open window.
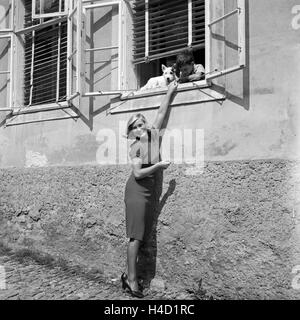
[206,0,246,80]
[0,0,14,111]
[15,1,68,107]
[132,0,206,89]
[81,0,123,97]
[32,0,67,19]
[0,0,15,32]
[0,35,13,110]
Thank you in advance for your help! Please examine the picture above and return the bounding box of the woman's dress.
[124,127,160,241]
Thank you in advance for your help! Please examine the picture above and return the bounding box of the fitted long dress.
[124,127,160,241]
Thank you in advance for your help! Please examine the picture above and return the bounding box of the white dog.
[140,64,177,91]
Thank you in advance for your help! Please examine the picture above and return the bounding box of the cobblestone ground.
[0,249,169,300]
[0,248,199,300]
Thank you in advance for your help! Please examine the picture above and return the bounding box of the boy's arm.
[188,64,205,81]
[180,64,205,82]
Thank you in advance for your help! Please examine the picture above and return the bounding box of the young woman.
[121,81,178,298]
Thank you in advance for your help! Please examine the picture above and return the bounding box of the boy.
[175,48,205,83]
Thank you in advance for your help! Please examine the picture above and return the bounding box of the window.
[130,0,246,90]
[0,0,69,110]
[0,0,247,114]
[22,0,68,106]
[32,0,67,19]
[133,0,206,88]
[0,0,14,111]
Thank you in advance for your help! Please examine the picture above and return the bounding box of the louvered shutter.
[133,0,205,64]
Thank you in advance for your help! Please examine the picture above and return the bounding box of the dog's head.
[161,64,176,84]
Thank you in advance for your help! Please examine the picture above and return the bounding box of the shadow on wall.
[137,173,177,288]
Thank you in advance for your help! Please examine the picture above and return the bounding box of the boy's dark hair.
[176,48,195,70]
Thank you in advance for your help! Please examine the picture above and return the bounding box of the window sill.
[109,81,226,114]
[10,101,69,116]
[121,80,211,100]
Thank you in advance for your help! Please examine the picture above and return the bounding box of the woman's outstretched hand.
[157,160,171,170]
[167,80,178,95]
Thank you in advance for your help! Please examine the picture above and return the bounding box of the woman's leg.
[127,238,141,291]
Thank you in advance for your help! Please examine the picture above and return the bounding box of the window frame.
[206,0,246,80]
[119,0,246,100]
[0,0,15,33]
[15,17,68,107]
[32,0,68,19]
[0,34,14,110]
[66,0,83,103]
[81,0,124,97]
[0,0,15,111]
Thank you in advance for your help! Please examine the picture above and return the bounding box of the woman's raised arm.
[152,81,178,130]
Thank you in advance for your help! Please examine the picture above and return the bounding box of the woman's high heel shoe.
[121,273,144,298]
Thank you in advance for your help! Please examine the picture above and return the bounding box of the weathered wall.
[1,159,300,299]
[0,0,299,166]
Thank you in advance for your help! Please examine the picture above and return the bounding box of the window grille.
[23,0,67,106]
[133,0,205,64]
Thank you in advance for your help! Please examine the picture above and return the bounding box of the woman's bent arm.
[131,158,170,180]
[131,158,160,180]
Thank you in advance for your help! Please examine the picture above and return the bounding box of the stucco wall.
[1,159,300,299]
[0,0,299,165]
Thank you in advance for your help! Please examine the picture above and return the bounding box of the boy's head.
[176,48,195,77]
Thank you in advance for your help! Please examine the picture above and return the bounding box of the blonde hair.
[126,113,148,139]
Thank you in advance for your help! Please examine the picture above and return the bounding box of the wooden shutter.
[133,0,205,64]
[206,0,246,80]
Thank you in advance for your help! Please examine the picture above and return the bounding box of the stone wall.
[1,159,300,299]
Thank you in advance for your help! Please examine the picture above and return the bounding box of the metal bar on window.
[15,17,67,34]
[29,31,35,106]
[206,65,243,80]
[67,92,80,102]
[5,115,79,127]
[208,8,239,27]
[56,22,62,102]
[205,0,211,79]
[83,2,120,10]
[84,46,119,52]
[68,49,77,61]
[76,0,82,94]
[145,0,149,59]
[188,0,192,46]
[66,0,72,99]
[118,1,122,89]
[9,35,13,108]
[69,7,77,20]
[84,91,122,97]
